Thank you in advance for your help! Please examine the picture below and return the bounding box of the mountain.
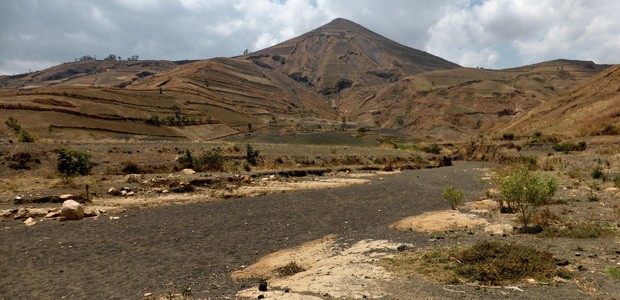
[503,64,620,137]
[247,18,460,96]
[338,59,612,141]
[0,18,614,142]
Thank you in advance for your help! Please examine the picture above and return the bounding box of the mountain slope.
[248,18,460,95]
[503,64,620,137]
[339,60,612,141]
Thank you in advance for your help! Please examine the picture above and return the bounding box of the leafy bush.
[246,144,260,165]
[442,186,464,210]
[54,147,92,179]
[497,166,558,227]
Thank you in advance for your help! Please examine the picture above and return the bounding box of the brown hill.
[339,60,611,141]
[503,64,620,137]
[248,18,460,96]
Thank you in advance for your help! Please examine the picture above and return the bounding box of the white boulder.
[61,200,84,220]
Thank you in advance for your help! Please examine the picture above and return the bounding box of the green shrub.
[442,186,464,210]
[5,117,37,143]
[607,267,620,280]
[18,129,37,143]
[497,166,558,227]
[501,133,515,141]
[591,165,605,180]
[420,144,441,154]
[552,142,587,153]
[246,144,260,165]
[178,149,225,172]
[54,147,92,179]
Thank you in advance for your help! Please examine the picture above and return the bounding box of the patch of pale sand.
[375,170,402,175]
[92,178,370,208]
[464,198,499,211]
[231,178,370,197]
[235,236,400,299]
[391,210,489,233]
[347,173,377,178]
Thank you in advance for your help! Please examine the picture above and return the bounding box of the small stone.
[61,200,84,220]
[587,254,598,259]
[108,187,121,196]
[257,295,264,299]
[14,208,27,219]
[144,292,152,297]
[23,217,37,226]
[83,207,101,217]
[396,245,409,252]
[125,174,142,183]
[45,210,61,218]
[555,259,570,266]
[575,253,581,257]
[125,191,135,196]
[258,280,268,292]
[181,168,196,175]
[59,194,73,200]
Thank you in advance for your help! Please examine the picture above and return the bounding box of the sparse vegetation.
[552,141,587,153]
[591,165,605,180]
[455,241,562,285]
[5,117,37,143]
[246,144,260,166]
[383,241,564,286]
[54,147,93,180]
[7,152,41,170]
[442,186,464,210]
[177,149,225,172]
[420,144,441,154]
[542,222,615,239]
[501,133,515,141]
[607,267,620,280]
[496,166,558,227]
[276,262,305,276]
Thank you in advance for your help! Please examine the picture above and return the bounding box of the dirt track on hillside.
[0,162,560,299]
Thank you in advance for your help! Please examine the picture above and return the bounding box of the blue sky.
[1,0,618,75]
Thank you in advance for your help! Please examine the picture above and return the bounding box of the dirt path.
[0,162,490,299]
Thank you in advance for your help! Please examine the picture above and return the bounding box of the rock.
[125,174,142,183]
[45,210,61,218]
[26,208,50,218]
[438,156,452,167]
[555,259,570,266]
[14,208,27,219]
[181,168,196,175]
[124,191,135,196]
[59,194,73,200]
[396,244,409,252]
[484,224,514,235]
[61,200,84,220]
[83,207,101,217]
[23,217,37,226]
[108,187,121,196]
[170,184,194,193]
[258,280,268,292]
[121,187,131,192]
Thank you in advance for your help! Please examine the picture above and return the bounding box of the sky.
[1,0,619,75]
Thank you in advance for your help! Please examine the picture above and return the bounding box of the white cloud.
[0,0,618,74]
[425,0,620,68]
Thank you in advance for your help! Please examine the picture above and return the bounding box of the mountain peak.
[252,18,459,95]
